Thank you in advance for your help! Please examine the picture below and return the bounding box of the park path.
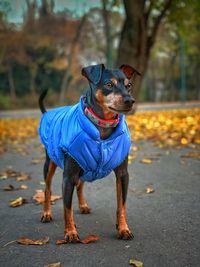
[0,101,200,118]
[0,138,199,267]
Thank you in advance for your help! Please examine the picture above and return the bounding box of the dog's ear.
[82,64,105,85]
[120,64,141,79]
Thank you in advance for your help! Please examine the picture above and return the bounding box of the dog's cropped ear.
[120,64,141,79]
[82,64,105,85]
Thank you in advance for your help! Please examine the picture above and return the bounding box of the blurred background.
[0,0,199,110]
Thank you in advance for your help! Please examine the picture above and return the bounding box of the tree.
[117,0,173,99]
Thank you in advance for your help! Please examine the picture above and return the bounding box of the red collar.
[85,107,119,128]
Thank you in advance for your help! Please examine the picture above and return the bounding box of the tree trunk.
[116,0,147,100]
[102,0,113,68]
[30,63,37,96]
[59,15,87,105]
[8,65,16,101]
[117,0,173,101]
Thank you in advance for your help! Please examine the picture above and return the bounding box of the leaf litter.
[17,236,49,245]
[129,259,143,267]
[9,197,27,207]
[33,190,62,204]
[44,263,61,267]
[0,108,199,153]
[0,169,31,181]
[56,234,99,245]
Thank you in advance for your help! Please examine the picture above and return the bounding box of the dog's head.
[82,64,141,114]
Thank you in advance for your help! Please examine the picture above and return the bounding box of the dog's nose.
[124,96,135,105]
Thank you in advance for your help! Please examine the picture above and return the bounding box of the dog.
[38,64,140,242]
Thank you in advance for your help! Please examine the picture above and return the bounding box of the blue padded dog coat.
[39,97,131,182]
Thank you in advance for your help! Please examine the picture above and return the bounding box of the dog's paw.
[117,228,134,240]
[79,204,91,214]
[41,212,53,223]
[64,230,80,243]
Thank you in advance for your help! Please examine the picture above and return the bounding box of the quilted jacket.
[39,97,131,182]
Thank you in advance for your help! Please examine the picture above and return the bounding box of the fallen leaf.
[5,169,19,177]
[129,259,143,267]
[146,186,154,194]
[140,158,152,164]
[19,184,29,190]
[33,190,62,204]
[31,159,41,164]
[16,173,31,181]
[0,174,8,180]
[1,108,200,153]
[56,235,99,245]
[17,236,49,245]
[0,170,18,179]
[80,235,99,244]
[128,154,136,164]
[44,263,61,267]
[9,197,27,207]
[3,184,15,191]
[181,152,200,160]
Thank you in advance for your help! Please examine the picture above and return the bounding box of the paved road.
[0,139,199,267]
[0,101,200,118]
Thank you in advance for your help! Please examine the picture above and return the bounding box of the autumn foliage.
[0,108,199,155]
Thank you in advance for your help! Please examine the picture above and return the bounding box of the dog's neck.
[84,89,118,139]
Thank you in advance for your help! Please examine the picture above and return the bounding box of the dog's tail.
[39,89,48,114]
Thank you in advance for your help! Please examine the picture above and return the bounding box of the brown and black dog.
[38,64,140,242]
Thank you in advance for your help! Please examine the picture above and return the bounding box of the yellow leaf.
[146,186,154,194]
[129,259,143,267]
[140,158,152,164]
[9,197,27,207]
[181,138,188,145]
[44,263,61,267]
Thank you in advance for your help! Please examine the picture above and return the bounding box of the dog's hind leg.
[41,151,57,223]
[76,181,91,214]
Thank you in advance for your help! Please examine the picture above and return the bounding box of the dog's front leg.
[63,154,82,242]
[114,157,133,240]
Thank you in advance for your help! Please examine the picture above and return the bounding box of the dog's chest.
[97,127,115,140]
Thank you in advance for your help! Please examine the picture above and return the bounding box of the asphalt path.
[0,139,199,267]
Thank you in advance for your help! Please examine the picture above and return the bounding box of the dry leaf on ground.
[3,184,28,191]
[181,152,200,160]
[3,184,15,191]
[33,190,62,204]
[1,108,199,153]
[56,235,99,245]
[19,184,28,190]
[16,173,31,181]
[146,186,154,194]
[9,197,27,207]
[129,259,143,267]
[0,169,19,179]
[0,169,31,181]
[31,158,41,164]
[44,263,61,267]
[17,236,49,245]
[140,158,152,164]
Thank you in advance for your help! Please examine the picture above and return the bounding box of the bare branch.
[145,0,155,23]
[148,0,173,48]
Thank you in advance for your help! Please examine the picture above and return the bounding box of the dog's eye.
[105,82,113,89]
[126,82,132,91]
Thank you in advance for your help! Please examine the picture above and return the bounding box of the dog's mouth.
[108,106,132,114]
